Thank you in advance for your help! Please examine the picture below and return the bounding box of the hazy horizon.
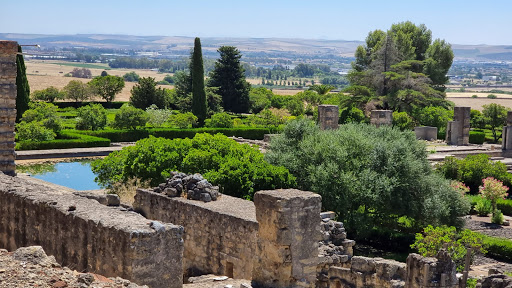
[4,0,512,46]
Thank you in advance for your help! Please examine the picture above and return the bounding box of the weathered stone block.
[370,110,393,127]
[414,126,438,141]
[318,105,339,130]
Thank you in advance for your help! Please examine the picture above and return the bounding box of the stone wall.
[318,105,339,130]
[0,41,17,176]
[415,126,438,141]
[134,188,259,280]
[0,173,184,288]
[446,107,470,146]
[370,110,393,127]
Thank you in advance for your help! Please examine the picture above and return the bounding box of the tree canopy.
[129,77,166,109]
[63,80,91,103]
[348,21,454,113]
[16,45,30,122]
[89,75,125,103]
[191,37,207,126]
[208,46,251,113]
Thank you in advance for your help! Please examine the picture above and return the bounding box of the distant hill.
[1,33,511,61]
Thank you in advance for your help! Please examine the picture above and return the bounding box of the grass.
[52,62,111,70]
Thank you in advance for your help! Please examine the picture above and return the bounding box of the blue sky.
[3,0,511,45]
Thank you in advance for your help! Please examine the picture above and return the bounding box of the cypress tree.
[16,45,30,122]
[190,37,207,126]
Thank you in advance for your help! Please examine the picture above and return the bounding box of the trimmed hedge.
[484,235,512,262]
[466,195,512,216]
[469,131,485,144]
[16,130,110,150]
[54,101,127,109]
[78,127,279,142]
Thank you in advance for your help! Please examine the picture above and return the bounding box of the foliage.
[483,235,512,262]
[414,106,453,132]
[63,80,91,103]
[112,104,148,129]
[16,45,30,122]
[191,37,207,126]
[89,75,125,103]
[470,110,486,130]
[15,130,110,150]
[91,133,295,199]
[411,225,486,271]
[76,104,107,130]
[208,46,251,113]
[450,180,469,196]
[15,121,55,141]
[266,119,470,236]
[309,84,335,95]
[167,112,197,129]
[123,71,140,82]
[482,103,509,142]
[247,109,284,127]
[19,102,63,134]
[492,209,504,225]
[392,111,415,131]
[436,155,512,193]
[172,71,192,111]
[474,199,492,217]
[32,86,64,103]
[146,105,173,127]
[69,68,92,79]
[130,77,166,109]
[249,87,273,113]
[469,131,486,144]
[205,112,233,128]
[480,177,509,215]
[339,106,366,124]
[163,74,175,84]
[285,97,305,116]
[487,94,498,99]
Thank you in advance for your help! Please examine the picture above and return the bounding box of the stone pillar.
[405,249,458,288]
[0,41,17,176]
[252,189,322,288]
[503,111,512,150]
[446,107,470,146]
[318,105,339,130]
[414,126,438,141]
[370,110,393,127]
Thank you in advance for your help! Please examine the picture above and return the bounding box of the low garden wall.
[0,173,184,288]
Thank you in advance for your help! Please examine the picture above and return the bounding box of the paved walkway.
[15,143,132,160]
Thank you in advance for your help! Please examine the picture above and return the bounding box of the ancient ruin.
[318,104,339,130]
[370,110,393,127]
[415,126,438,141]
[502,111,512,151]
[0,41,17,176]
[446,106,471,146]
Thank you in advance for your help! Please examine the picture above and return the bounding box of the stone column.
[0,41,17,176]
[446,107,470,146]
[370,110,393,127]
[503,111,512,150]
[252,189,322,288]
[318,105,339,130]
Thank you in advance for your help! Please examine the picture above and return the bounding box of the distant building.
[482,76,498,81]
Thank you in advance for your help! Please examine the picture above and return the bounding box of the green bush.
[167,112,197,129]
[91,133,295,199]
[266,119,470,237]
[411,225,486,271]
[484,235,512,262]
[76,104,107,131]
[414,106,453,133]
[392,111,415,131]
[16,121,55,141]
[112,104,149,129]
[469,131,486,144]
[16,130,110,150]
[474,199,492,216]
[21,102,63,133]
[436,154,512,193]
[492,209,505,224]
[146,105,173,128]
[488,94,498,99]
[205,112,233,128]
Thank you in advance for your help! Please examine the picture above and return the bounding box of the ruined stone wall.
[134,189,259,280]
[0,41,17,176]
[318,105,339,130]
[370,110,393,127]
[0,173,184,288]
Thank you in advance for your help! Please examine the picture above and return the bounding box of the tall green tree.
[63,80,91,104]
[16,45,30,122]
[190,37,207,126]
[208,46,251,113]
[89,75,125,104]
[130,77,166,109]
[482,103,510,143]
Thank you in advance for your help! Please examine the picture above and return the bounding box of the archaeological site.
[1,39,512,288]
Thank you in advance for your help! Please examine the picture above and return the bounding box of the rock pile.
[153,172,220,202]
[319,218,352,265]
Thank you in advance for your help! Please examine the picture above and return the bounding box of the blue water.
[31,161,101,190]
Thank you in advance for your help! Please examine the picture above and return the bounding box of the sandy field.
[446,92,512,111]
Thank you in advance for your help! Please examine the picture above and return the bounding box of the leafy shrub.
[266,119,470,236]
[285,97,304,116]
[436,154,512,194]
[270,94,288,109]
[163,75,175,84]
[472,95,478,98]
[205,112,233,128]
[69,68,92,79]
[470,110,486,130]
[469,131,485,144]
[415,106,453,133]
[167,112,197,129]
[488,94,498,99]
[484,235,512,262]
[16,130,110,150]
[123,71,140,82]
[91,133,295,199]
[112,104,149,129]
[20,102,63,134]
[492,209,504,224]
[411,225,486,271]
[480,177,509,214]
[16,121,55,141]
[339,106,366,124]
[31,86,64,103]
[474,199,492,216]
[146,105,172,127]
[392,111,415,131]
[249,87,272,113]
[76,104,107,130]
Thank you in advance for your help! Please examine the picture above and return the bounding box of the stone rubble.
[153,172,220,202]
[0,246,146,288]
